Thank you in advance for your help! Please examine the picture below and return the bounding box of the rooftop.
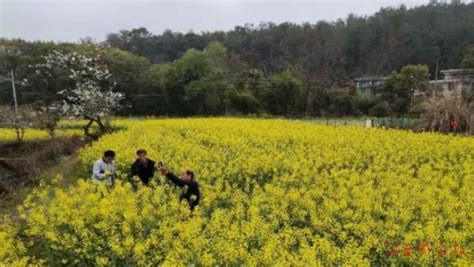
[441,69,474,77]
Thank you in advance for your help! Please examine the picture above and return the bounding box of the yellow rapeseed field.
[1,118,473,266]
[0,128,83,142]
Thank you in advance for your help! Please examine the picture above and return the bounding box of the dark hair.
[186,170,194,180]
[136,149,147,155]
[104,150,116,158]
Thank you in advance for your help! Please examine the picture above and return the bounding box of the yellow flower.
[1,118,473,265]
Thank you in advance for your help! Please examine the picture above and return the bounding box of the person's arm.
[111,162,116,175]
[149,160,156,175]
[92,161,105,180]
[159,165,185,187]
[165,172,185,187]
[129,162,138,178]
[109,162,116,186]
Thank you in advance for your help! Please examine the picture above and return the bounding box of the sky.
[1,0,432,42]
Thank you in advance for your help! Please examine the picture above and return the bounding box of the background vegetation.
[1,2,474,117]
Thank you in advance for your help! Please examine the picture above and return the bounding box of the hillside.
[1,3,474,117]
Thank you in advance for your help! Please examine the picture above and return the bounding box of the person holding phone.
[129,149,158,187]
[91,150,116,186]
[159,164,200,211]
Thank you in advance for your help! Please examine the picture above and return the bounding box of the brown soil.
[0,137,85,221]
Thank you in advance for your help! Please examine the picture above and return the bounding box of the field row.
[1,118,473,265]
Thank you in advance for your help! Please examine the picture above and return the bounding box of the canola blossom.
[0,119,121,143]
[1,118,473,266]
[0,128,83,142]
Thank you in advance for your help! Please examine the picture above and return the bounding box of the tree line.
[1,2,474,118]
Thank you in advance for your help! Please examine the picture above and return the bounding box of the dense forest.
[1,2,474,117]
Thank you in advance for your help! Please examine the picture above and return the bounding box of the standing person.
[129,149,157,187]
[450,118,458,132]
[91,150,116,186]
[159,165,200,211]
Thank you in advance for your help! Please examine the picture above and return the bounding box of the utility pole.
[10,70,18,119]
[435,58,440,80]
[225,88,229,115]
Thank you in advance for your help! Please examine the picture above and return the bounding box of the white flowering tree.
[34,50,124,139]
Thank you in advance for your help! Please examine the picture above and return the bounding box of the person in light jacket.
[91,150,116,186]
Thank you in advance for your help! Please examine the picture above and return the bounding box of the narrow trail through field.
[0,148,84,223]
[44,153,82,185]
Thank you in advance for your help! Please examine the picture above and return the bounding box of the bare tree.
[0,46,25,141]
[0,105,35,143]
[421,95,472,134]
[32,102,63,139]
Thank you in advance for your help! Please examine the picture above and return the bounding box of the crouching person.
[91,150,116,186]
[159,165,200,211]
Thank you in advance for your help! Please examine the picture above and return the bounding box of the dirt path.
[43,152,83,186]
[0,151,84,224]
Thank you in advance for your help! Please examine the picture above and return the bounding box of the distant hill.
[106,3,474,80]
[1,3,474,117]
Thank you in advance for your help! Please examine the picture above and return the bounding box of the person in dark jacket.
[159,165,200,211]
[129,149,157,187]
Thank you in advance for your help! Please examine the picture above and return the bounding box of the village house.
[354,76,386,95]
[429,69,474,98]
[355,69,474,98]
